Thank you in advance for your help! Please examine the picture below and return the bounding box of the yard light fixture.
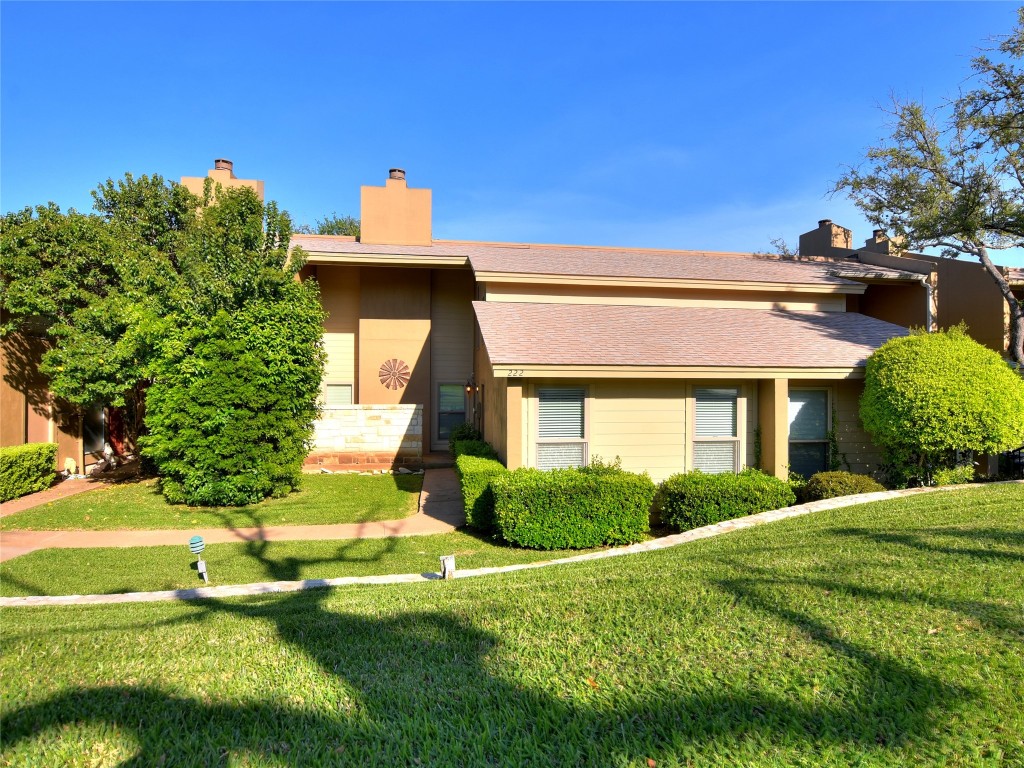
[189,535,208,584]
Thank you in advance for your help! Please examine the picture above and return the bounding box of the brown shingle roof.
[473,302,909,369]
[292,235,900,287]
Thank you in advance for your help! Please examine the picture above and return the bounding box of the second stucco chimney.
[799,219,853,258]
[360,169,432,246]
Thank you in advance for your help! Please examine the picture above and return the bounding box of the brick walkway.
[0,468,464,563]
[3,480,1019,607]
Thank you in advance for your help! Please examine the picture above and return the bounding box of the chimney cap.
[214,158,233,171]
[872,229,885,238]
[389,168,406,181]
[818,218,833,227]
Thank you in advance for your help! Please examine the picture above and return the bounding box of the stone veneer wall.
[308,405,423,468]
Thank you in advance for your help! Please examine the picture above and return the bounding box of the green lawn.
[0,531,602,597]
[0,473,422,531]
[2,483,1022,767]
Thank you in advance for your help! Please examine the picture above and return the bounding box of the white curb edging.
[2,481,1020,607]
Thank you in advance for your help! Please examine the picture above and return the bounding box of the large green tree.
[836,8,1024,365]
[141,186,325,505]
[1,176,325,505]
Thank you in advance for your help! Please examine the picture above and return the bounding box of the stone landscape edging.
[2,480,1020,607]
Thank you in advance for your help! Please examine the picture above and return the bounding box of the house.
[294,170,936,482]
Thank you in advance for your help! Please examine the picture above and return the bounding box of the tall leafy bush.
[141,188,325,506]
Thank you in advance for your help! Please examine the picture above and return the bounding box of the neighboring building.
[296,171,932,481]
[0,160,264,472]
[799,218,1024,359]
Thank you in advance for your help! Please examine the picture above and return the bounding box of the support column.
[758,378,789,481]
[505,381,523,470]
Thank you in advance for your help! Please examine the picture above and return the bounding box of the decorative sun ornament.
[378,359,411,390]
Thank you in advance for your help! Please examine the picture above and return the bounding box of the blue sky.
[2,1,1022,266]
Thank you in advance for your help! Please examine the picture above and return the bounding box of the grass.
[0,473,422,531]
[0,531,603,597]
[2,483,1022,767]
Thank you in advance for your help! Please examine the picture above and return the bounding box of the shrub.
[801,471,886,501]
[454,454,508,532]
[492,467,655,550]
[447,423,482,454]
[142,283,325,506]
[450,439,499,461]
[579,455,625,476]
[0,443,57,502]
[932,465,976,486]
[655,469,796,532]
[861,326,1024,484]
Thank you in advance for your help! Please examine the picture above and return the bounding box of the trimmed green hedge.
[447,423,483,455]
[802,471,886,501]
[0,443,57,503]
[932,465,976,486]
[454,454,508,532]
[450,439,499,461]
[492,468,655,550]
[655,469,796,532]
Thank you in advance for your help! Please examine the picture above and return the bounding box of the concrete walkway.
[0,468,464,563]
[2,480,1020,607]
[0,476,108,519]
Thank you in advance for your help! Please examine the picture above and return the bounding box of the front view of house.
[294,169,925,482]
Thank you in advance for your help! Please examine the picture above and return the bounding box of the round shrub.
[492,467,655,550]
[655,469,796,532]
[802,471,885,501]
[861,327,1024,480]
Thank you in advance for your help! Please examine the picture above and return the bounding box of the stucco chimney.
[360,169,432,246]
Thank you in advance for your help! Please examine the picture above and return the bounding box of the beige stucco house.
[7,161,1015,482]
[294,170,940,482]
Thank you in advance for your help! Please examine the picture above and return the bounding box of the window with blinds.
[323,383,353,407]
[537,388,586,470]
[693,387,739,474]
[788,389,829,479]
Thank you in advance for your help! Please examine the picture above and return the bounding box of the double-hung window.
[437,384,467,442]
[693,388,739,473]
[537,388,587,470]
[788,389,829,479]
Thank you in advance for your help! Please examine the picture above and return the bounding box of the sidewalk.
[0,468,465,563]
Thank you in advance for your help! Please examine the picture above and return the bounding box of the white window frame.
[788,387,832,479]
[689,386,744,474]
[536,387,588,470]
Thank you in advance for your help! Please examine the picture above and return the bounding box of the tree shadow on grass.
[2,576,973,766]
[832,526,1024,564]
